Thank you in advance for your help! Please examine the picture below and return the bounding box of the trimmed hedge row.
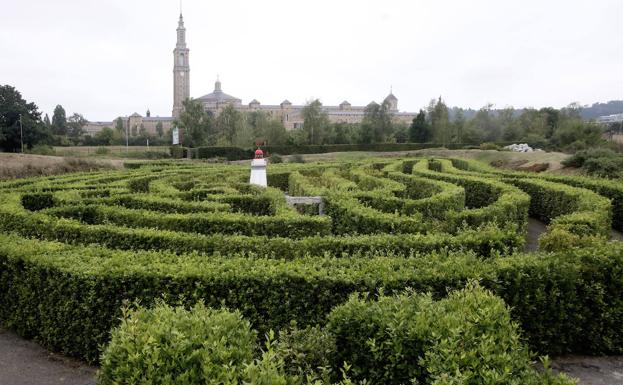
[504,177,612,250]
[288,171,433,235]
[433,158,615,249]
[1,233,622,364]
[45,203,331,238]
[410,159,530,232]
[0,194,521,258]
[454,157,623,231]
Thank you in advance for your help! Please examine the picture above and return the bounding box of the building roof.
[197,79,241,103]
[384,93,398,102]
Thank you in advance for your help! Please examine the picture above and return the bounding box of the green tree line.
[1,84,616,152]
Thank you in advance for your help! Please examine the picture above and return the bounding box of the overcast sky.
[1,0,622,121]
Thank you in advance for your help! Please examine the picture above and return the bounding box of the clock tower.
[172,13,190,118]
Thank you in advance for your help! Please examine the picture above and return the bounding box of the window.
[179,54,184,66]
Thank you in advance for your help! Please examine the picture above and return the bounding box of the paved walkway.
[0,328,96,385]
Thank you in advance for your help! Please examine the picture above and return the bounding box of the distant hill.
[579,101,623,120]
[445,100,623,121]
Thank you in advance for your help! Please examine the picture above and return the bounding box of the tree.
[95,127,114,145]
[216,105,244,146]
[115,117,124,132]
[301,99,330,144]
[429,97,450,146]
[408,110,430,142]
[333,122,357,144]
[156,121,164,138]
[52,105,67,136]
[361,101,393,143]
[43,113,51,128]
[453,109,466,143]
[176,98,214,147]
[0,85,51,152]
[539,107,560,139]
[393,123,408,143]
[67,113,87,142]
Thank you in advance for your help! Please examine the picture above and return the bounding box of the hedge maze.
[1,157,622,383]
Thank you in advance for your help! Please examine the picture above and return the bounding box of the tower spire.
[172,12,190,118]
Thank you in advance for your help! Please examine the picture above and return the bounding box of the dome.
[197,78,242,104]
[384,93,398,102]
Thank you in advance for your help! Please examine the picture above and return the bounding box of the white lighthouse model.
[250,148,267,187]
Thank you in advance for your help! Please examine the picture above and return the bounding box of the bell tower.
[172,13,190,118]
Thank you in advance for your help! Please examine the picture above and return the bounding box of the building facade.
[87,13,418,136]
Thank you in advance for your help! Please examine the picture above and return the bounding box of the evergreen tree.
[408,109,430,142]
[429,97,450,146]
[52,105,67,136]
[43,113,51,128]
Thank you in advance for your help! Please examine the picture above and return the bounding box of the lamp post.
[18,114,24,153]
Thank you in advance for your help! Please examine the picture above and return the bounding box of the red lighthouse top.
[254,148,264,159]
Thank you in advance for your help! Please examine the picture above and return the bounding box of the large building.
[87,12,418,136]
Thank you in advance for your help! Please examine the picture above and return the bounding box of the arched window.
[178,53,184,66]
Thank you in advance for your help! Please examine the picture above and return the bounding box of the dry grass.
[0,153,123,180]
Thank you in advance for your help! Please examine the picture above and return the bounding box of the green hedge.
[195,146,254,160]
[20,192,57,211]
[455,157,623,231]
[1,233,623,363]
[0,198,521,258]
[328,284,572,385]
[411,159,530,232]
[45,204,331,238]
[99,303,256,384]
[193,143,472,160]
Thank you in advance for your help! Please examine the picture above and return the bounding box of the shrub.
[20,192,56,211]
[95,147,110,155]
[479,142,500,150]
[562,148,623,178]
[99,302,256,385]
[169,145,189,159]
[270,154,284,163]
[327,284,574,385]
[27,144,56,156]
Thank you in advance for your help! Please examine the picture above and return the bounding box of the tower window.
[179,54,184,66]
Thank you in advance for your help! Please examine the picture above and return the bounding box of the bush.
[562,148,623,178]
[479,142,501,150]
[20,192,56,211]
[95,147,110,155]
[169,145,189,159]
[270,153,284,163]
[27,144,56,156]
[99,302,256,385]
[327,284,574,385]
